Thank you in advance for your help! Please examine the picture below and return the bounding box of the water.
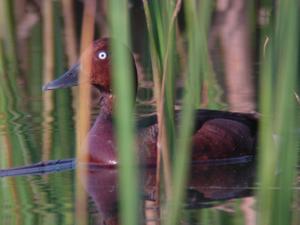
[0,170,75,224]
[0,159,256,225]
[0,90,257,225]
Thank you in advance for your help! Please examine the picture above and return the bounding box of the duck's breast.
[87,116,117,165]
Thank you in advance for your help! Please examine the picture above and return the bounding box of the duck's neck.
[99,93,114,118]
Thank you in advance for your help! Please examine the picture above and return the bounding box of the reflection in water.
[0,159,255,224]
[84,160,255,224]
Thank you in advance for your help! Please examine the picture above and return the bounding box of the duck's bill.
[42,63,79,91]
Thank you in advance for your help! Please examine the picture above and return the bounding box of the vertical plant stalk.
[272,0,299,224]
[257,0,299,224]
[257,45,275,225]
[42,0,54,161]
[1,135,21,225]
[62,0,77,66]
[0,42,21,225]
[3,140,21,224]
[142,0,163,205]
[53,1,74,160]
[0,0,20,103]
[217,0,255,112]
[143,0,182,202]
[175,26,188,79]
[1,0,18,80]
[75,1,96,225]
[61,0,78,138]
[165,0,211,224]
[157,0,182,200]
[109,1,138,225]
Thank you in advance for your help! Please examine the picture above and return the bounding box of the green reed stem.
[28,23,43,117]
[0,0,18,90]
[156,0,181,198]
[164,1,212,224]
[143,0,180,201]
[53,1,74,159]
[109,1,139,225]
[272,0,299,224]
[257,0,299,224]
[75,1,95,224]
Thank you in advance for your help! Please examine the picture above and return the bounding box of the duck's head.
[43,38,137,95]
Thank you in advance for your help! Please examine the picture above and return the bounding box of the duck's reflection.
[84,160,256,224]
[86,167,119,224]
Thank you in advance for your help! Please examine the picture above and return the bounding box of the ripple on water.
[0,170,76,224]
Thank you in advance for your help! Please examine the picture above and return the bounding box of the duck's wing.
[187,109,259,160]
[135,109,258,161]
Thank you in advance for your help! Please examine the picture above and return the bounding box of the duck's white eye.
[98,51,107,60]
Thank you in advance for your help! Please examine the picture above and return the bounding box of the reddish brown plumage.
[43,38,258,166]
[90,38,112,92]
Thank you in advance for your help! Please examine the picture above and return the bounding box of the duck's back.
[136,109,258,163]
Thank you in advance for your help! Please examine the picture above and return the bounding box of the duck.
[43,38,258,166]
